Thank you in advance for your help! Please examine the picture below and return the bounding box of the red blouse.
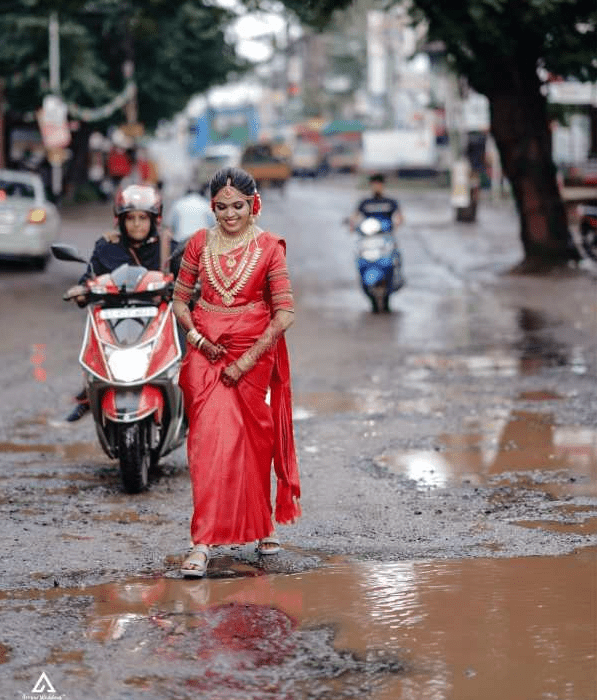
[173,228,294,314]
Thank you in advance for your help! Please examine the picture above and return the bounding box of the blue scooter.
[354,216,404,312]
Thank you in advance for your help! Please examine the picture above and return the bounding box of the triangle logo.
[32,671,57,693]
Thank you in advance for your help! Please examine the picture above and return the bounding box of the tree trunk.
[589,105,597,158]
[489,67,579,271]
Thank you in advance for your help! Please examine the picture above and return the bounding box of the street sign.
[37,95,71,149]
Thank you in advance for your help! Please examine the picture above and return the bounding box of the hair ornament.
[252,191,262,216]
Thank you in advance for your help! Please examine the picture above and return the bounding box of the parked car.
[0,169,61,269]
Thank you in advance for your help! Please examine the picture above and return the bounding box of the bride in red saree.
[172,167,301,577]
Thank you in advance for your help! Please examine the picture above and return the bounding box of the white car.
[0,169,61,269]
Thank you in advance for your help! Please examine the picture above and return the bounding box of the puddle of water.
[293,390,388,419]
[405,341,585,379]
[407,351,521,377]
[512,516,597,535]
[511,502,597,534]
[0,441,104,461]
[1,551,594,699]
[517,389,563,401]
[375,409,597,496]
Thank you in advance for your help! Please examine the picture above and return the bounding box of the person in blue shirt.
[350,173,404,231]
[64,184,172,421]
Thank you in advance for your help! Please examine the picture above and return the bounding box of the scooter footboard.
[101,386,164,424]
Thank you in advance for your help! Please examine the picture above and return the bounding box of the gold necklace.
[216,225,252,257]
[210,228,252,288]
[204,229,261,306]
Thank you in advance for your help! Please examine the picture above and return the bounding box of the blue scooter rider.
[349,173,404,232]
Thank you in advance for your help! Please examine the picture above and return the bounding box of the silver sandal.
[257,536,281,555]
[181,544,210,578]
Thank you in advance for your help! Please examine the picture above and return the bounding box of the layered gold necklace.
[204,225,261,306]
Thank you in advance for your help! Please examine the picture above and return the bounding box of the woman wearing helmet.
[64,184,172,421]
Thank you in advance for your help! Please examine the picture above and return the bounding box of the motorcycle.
[353,216,404,313]
[52,243,187,493]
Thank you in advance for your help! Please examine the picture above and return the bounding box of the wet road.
[1,176,597,699]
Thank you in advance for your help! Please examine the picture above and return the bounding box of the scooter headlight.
[106,344,153,382]
[362,247,385,261]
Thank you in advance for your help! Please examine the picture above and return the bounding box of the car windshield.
[0,180,35,199]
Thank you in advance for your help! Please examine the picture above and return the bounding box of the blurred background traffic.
[0,0,595,262]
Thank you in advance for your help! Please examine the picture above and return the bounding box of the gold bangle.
[197,336,206,350]
[186,328,202,347]
[236,356,250,373]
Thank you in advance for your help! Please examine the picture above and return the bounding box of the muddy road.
[1,177,596,699]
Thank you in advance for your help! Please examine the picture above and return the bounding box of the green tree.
[276,0,597,270]
[0,0,244,129]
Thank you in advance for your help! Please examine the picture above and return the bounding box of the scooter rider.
[64,184,172,421]
[349,173,404,231]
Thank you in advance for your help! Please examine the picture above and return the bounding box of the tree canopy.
[407,0,597,95]
[0,0,246,128]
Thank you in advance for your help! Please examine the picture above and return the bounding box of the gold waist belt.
[198,297,257,314]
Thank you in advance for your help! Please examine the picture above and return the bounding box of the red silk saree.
[175,229,301,546]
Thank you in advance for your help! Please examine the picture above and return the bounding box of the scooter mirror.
[51,243,87,264]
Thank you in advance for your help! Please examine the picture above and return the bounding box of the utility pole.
[49,12,60,95]
[46,11,68,198]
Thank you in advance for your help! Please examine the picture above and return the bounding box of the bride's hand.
[221,362,243,387]
[201,340,226,363]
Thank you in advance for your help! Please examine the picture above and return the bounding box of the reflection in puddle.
[375,410,597,496]
[407,351,520,377]
[405,341,585,379]
[293,390,388,419]
[1,552,594,699]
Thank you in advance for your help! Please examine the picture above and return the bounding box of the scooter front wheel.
[368,285,390,313]
[118,421,150,493]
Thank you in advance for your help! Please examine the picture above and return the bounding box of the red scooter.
[52,244,187,493]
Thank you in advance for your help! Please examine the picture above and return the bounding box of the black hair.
[117,213,158,242]
[210,167,257,199]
